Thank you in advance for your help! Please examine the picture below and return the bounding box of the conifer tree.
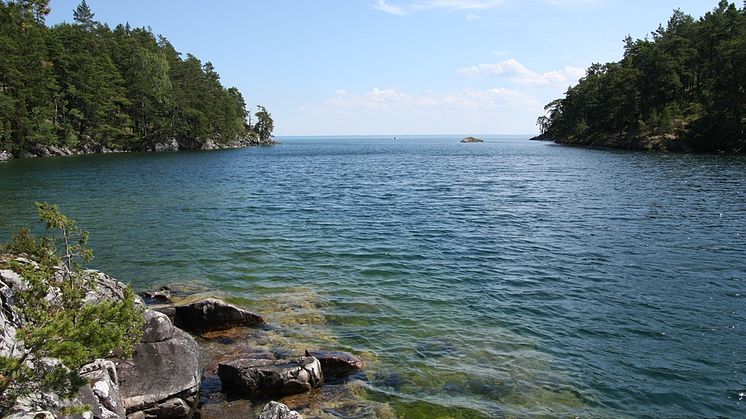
[72,0,94,29]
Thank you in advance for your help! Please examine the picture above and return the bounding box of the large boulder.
[258,402,302,419]
[304,350,364,380]
[172,298,264,333]
[0,150,11,161]
[117,322,200,418]
[218,357,323,398]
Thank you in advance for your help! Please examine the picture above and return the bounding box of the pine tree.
[73,0,94,30]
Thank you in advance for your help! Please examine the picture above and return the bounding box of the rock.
[529,133,552,141]
[78,359,126,419]
[304,350,364,380]
[82,270,131,304]
[173,298,264,333]
[198,400,253,419]
[140,397,190,419]
[201,140,218,150]
[4,410,56,419]
[141,310,175,343]
[140,288,172,305]
[0,277,22,358]
[258,401,302,419]
[1,269,27,291]
[45,145,73,156]
[152,139,179,152]
[218,357,323,398]
[461,136,484,143]
[118,326,200,418]
[0,150,11,161]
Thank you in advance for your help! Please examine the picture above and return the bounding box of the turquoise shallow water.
[1,136,745,417]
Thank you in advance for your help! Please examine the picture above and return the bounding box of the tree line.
[0,0,274,155]
[537,0,745,152]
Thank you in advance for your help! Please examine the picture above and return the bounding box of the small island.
[461,136,484,143]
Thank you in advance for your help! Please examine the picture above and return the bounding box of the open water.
[0,136,744,417]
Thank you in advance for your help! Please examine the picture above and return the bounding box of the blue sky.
[48,0,717,136]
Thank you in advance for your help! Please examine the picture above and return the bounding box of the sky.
[47,0,719,136]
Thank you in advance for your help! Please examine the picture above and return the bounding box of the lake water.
[0,136,744,417]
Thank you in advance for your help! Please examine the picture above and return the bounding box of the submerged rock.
[305,350,364,380]
[198,399,253,419]
[218,356,323,398]
[140,288,173,305]
[258,401,302,419]
[172,298,264,333]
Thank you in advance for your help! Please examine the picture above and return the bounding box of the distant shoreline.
[528,133,746,154]
[0,138,276,162]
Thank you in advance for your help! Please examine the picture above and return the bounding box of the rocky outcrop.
[218,357,323,398]
[0,150,11,161]
[152,139,179,152]
[258,402,302,419]
[0,270,23,358]
[117,313,200,419]
[82,270,135,305]
[528,133,551,141]
[78,360,127,419]
[461,136,484,143]
[2,255,369,419]
[304,350,364,380]
[171,298,264,333]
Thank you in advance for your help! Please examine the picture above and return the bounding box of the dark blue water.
[0,136,744,417]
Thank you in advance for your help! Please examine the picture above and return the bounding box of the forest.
[0,0,273,156]
[537,0,746,152]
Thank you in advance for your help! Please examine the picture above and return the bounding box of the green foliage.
[0,203,144,416]
[538,1,746,152]
[0,0,272,154]
[253,105,274,142]
[1,227,57,266]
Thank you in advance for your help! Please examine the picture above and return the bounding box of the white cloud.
[458,58,585,87]
[289,86,542,135]
[373,0,406,16]
[373,0,599,15]
[320,86,538,112]
[465,13,481,20]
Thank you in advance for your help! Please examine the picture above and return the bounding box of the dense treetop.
[537,0,745,152]
[0,0,273,155]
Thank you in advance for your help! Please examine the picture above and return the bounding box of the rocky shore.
[0,136,276,162]
[527,132,721,153]
[0,255,365,419]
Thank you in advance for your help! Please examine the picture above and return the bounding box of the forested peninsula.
[535,1,745,153]
[0,0,274,160]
